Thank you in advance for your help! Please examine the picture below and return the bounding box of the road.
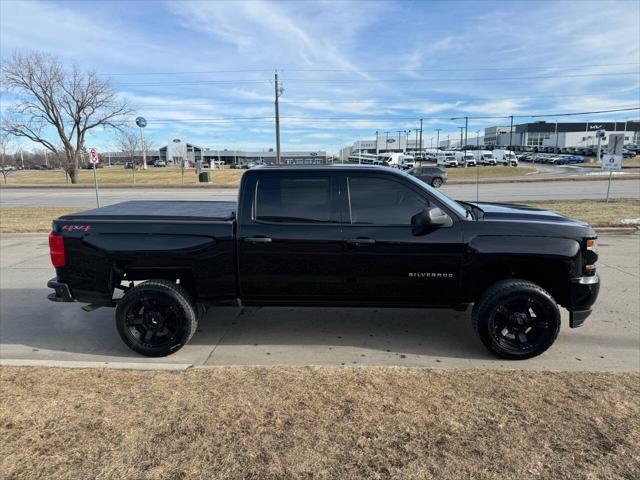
[1,178,639,207]
[1,233,638,371]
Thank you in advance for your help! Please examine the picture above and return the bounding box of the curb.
[0,359,193,370]
[594,227,639,235]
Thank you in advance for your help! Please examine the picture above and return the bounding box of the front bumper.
[568,274,600,328]
[47,277,74,302]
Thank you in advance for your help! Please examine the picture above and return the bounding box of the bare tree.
[117,130,141,184]
[0,132,15,183]
[1,52,131,183]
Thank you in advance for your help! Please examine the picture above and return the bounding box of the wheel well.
[473,259,570,306]
[116,268,198,300]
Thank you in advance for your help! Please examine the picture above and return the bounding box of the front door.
[237,171,345,303]
[339,173,464,305]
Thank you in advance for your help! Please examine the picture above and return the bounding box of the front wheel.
[431,177,443,188]
[472,279,560,359]
[115,280,198,357]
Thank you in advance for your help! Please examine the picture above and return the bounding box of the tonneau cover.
[60,200,236,221]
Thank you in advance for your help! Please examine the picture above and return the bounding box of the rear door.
[237,170,345,303]
[339,172,465,305]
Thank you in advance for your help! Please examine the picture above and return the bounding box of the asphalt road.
[1,233,638,371]
[1,178,639,207]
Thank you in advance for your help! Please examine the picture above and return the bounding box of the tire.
[431,177,443,188]
[472,279,560,360]
[115,280,198,357]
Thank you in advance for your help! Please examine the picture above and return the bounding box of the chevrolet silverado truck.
[47,166,600,359]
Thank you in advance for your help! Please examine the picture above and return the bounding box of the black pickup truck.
[47,166,599,359]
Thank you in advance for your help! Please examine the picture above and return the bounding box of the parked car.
[47,165,600,360]
[407,166,447,188]
[153,160,167,167]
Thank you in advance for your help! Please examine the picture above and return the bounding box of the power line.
[99,62,640,76]
[112,71,639,87]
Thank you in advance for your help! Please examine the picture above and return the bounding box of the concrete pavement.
[1,178,639,207]
[1,233,638,371]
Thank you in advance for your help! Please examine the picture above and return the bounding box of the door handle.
[347,238,376,246]
[244,237,272,243]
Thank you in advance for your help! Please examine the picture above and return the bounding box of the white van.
[472,150,497,166]
[423,149,440,161]
[454,151,477,167]
[378,152,415,169]
[436,151,459,168]
[492,149,518,166]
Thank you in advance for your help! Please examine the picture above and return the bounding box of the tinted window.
[348,176,429,225]
[255,176,334,223]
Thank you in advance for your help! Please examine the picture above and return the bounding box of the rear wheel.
[472,279,560,359]
[115,280,198,357]
[431,177,443,188]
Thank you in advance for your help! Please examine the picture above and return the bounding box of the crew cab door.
[339,172,464,305]
[237,170,344,302]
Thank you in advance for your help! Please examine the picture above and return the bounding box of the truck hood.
[473,201,591,228]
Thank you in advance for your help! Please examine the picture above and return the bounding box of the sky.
[1,0,639,154]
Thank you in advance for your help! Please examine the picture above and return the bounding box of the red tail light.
[48,233,65,267]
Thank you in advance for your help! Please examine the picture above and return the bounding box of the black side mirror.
[411,207,452,235]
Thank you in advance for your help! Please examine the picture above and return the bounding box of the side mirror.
[411,207,452,235]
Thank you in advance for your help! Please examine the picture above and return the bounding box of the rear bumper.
[568,274,600,328]
[47,278,74,302]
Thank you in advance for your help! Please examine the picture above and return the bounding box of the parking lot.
[1,232,638,371]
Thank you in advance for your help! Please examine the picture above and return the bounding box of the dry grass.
[2,199,638,233]
[442,165,537,179]
[582,156,640,169]
[1,167,244,187]
[1,366,638,480]
[0,207,78,233]
[521,199,640,227]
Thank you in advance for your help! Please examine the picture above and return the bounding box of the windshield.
[402,171,469,219]
[483,154,494,159]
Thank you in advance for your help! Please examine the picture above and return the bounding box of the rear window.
[255,175,335,223]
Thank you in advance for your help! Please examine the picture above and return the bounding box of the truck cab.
[436,151,459,167]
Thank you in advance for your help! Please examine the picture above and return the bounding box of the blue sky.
[1,0,639,153]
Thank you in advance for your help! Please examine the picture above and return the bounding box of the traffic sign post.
[88,147,100,207]
[136,117,147,170]
[602,133,624,202]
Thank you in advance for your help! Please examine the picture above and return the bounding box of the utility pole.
[419,119,423,159]
[274,71,282,165]
[508,115,513,152]
[554,120,559,154]
[397,130,402,152]
[375,131,379,156]
[464,116,468,151]
[447,134,450,148]
[458,127,464,150]
[435,129,442,149]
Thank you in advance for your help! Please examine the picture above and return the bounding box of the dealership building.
[104,137,327,166]
[440,120,640,148]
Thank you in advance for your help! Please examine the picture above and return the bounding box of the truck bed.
[60,200,236,221]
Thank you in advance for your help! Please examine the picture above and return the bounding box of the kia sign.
[135,117,147,128]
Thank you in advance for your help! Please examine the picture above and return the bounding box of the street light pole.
[464,116,468,151]
[375,130,379,156]
[458,127,464,150]
[274,71,282,165]
[419,118,423,159]
[508,115,513,152]
[435,129,442,149]
[397,130,402,152]
[554,120,559,154]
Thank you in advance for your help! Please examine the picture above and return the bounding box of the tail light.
[48,233,65,267]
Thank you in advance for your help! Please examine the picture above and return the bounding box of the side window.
[255,175,334,223]
[348,176,429,225]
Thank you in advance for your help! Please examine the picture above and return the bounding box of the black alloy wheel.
[473,279,560,359]
[115,280,198,357]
